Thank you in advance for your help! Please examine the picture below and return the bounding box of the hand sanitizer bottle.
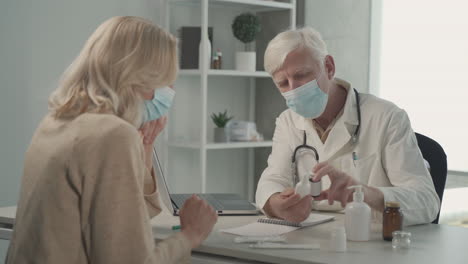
[294,175,311,198]
[345,185,371,241]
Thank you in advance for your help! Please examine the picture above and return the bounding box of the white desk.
[2,206,468,264]
[151,211,468,264]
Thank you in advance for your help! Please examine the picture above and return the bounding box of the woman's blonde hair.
[49,16,178,126]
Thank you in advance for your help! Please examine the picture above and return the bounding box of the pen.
[234,236,286,244]
[352,152,358,167]
[171,225,181,231]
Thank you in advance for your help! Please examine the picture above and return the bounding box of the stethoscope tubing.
[291,88,361,185]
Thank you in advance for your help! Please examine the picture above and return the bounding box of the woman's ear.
[324,55,336,80]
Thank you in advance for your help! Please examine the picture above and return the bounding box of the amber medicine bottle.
[383,201,403,241]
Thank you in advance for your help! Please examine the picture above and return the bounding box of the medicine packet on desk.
[234,235,286,244]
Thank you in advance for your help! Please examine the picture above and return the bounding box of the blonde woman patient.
[6,16,217,264]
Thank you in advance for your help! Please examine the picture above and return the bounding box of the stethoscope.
[291,88,361,185]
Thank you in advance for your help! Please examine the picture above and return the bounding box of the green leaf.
[232,13,261,44]
[211,109,234,128]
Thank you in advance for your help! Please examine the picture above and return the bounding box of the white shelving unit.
[164,0,296,201]
[180,69,271,78]
[171,0,295,11]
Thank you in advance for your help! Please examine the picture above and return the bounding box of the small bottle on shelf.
[216,49,222,69]
[382,201,404,241]
[212,54,219,69]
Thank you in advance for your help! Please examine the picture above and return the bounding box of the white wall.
[304,0,371,93]
[0,0,164,260]
[373,0,468,172]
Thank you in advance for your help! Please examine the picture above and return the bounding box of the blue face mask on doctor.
[143,86,175,122]
[281,71,328,119]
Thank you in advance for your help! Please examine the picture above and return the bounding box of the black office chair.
[414,132,447,224]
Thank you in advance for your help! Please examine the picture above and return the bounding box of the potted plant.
[232,12,261,72]
[211,110,233,142]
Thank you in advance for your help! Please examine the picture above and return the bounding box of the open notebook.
[220,214,335,236]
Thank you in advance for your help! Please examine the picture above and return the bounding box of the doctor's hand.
[264,188,312,223]
[311,162,359,208]
[180,195,218,249]
[312,162,385,210]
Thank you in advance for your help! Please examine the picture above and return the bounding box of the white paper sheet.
[220,222,300,236]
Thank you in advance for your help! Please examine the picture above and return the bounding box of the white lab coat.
[255,79,440,226]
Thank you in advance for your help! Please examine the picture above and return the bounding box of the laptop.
[152,147,259,216]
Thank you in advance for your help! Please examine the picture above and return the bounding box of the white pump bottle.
[345,185,371,241]
[294,174,311,198]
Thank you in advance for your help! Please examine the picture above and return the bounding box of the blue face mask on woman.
[281,73,328,119]
[143,86,175,122]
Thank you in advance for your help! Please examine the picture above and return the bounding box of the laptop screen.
[151,147,259,215]
[152,147,177,213]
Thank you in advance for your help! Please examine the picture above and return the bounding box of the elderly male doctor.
[255,27,440,226]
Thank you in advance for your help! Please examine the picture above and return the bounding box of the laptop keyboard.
[171,194,224,210]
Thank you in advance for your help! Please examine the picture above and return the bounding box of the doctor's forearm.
[364,186,384,212]
[263,194,281,218]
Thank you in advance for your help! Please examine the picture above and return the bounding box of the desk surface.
[0,206,15,240]
[0,207,15,225]
[2,206,468,264]
[151,210,468,264]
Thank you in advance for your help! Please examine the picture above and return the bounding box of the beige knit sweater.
[6,113,191,263]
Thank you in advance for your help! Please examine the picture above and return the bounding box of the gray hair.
[264,27,328,75]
